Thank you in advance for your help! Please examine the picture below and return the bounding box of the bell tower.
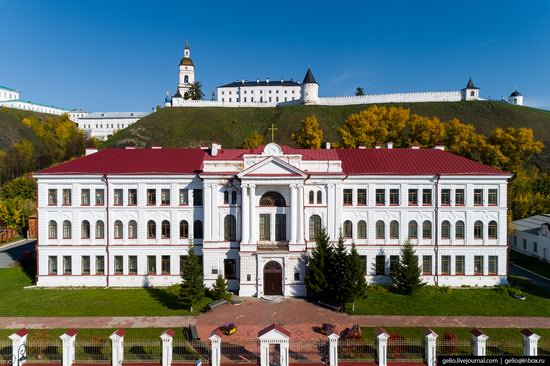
[178,40,195,98]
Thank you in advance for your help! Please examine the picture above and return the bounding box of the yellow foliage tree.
[291,114,324,149]
[242,131,264,149]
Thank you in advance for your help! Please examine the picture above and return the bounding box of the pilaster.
[249,184,256,243]
[241,184,249,244]
[290,184,297,244]
[203,184,212,241]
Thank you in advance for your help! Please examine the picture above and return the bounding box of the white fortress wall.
[317,91,463,106]
[171,98,302,108]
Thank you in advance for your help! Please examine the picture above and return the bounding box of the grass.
[0,265,211,317]
[0,106,55,151]
[510,249,550,279]
[361,327,550,340]
[0,328,190,340]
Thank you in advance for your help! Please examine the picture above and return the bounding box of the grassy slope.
[0,107,52,151]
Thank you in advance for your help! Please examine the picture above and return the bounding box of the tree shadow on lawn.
[509,276,550,299]
[143,277,182,310]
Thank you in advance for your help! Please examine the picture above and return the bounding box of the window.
[224,215,237,241]
[488,189,498,205]
[232,191,238,205]
[147,220,156,239]
[376,189,385,205]
[441,220,450,239]
[96,256,105,274]
[375,255,385,275]
[359,255,367,272]
[180,220,189,239]
[455,189,465,205]
[114,189,123,205]
[48,221,57,239]
[224,259,237,279]
[193,189,203,206]
[147,256,156,274]
[294,272,300,281]
[114,256,123,274]
[455,255,465,275]
[260,191,286,207]
[455,221,465,239]
[275,214,287,241]
[390,220,399,239]
[147,189,156,205]
[389,255,399,275]
[81,189,90,205]
[63,220,71,239]
[309,215,322,240]
[358,220,367,239]
[179,189,189,205]
[81,220,90,239]
[423,255,432,275]
[62,189,71,205]
[179,255,187,275]
[114,220,123,239]
[408,189,418,205]
[513,236,517,247]
[48,256,57,274]
[474,221,483,239]
[316,191,322,204]
[408,221,418,239]
[343,220,353,239]
[128,189,137,205]
[422,189,432,205]
[488,256,498,275]
[160,189,170,205]
[474,189,483,205]
[82,256,90,274]
[441,189,451,205]
[161,220,170,238]
[389,189,399,205]
[376,220,385,239]
[128,220,137,239]
[422,221,432,239]
[95,189,104,205]
[488,221,497,239]
[523,239,527,249]
[343,189,353,205]
[309,191,314,204]
[474,256,484,275]
[357,189,367,205]
[95,220,105,239]
[161,256,171,274]
[129,256,137,274]
[194,220,203,239]
[63,256,72,274]
[441,255,451,275]
[533,242,538,253]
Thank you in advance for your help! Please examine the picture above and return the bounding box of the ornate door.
[263,261,283,295]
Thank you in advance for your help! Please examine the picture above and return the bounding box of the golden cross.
[269,124,277,143]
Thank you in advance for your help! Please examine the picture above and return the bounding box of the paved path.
[0,239,35,268]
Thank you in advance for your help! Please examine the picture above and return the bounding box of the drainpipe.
[103,174,110,288]
[434,174,441,287]
[35,180,39,285]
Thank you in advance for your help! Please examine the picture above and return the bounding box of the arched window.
[161,220,171,238]
[62,220,71,239]
[231,191,237,205]
[95,220,104,239]
[390,220,399,239]
[309,191,314,205]
[376,220,385,239]
[81,220,90,239]
[470,91,475,97]
[147,220,156,239]
[455,220,465,239]
[184,75,189,84]
[441,220,451,239]
[194,220,203,239]
[358,220,367,239]
[317,191,322,204]
[128,220,137,239]
[48,220,57,239]
[259,191,286,207]
[408,221,418,239]
[343,220,353,239]
[223,191,229,205]
[422,220,432,239]
[309,215,322,239]
[488,221,497,239]
[474,220,483,239]
[114,220,123,239]
[224,215,237,241]
[180,220,189,239]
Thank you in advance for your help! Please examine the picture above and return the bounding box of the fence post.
[59,329,78,366]
[209,329,223,366]
[521,329,541,356]
[471,329,488,356]
[160,329,174,366]
[327,331,339,366]
[424,329,438,366]
[376,328,390,366]
[8,329,28,366]
[109,329,125,366]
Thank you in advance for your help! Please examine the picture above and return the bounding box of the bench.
[188,325,200,341]
[318,301,342,312]
[206,299,228,312]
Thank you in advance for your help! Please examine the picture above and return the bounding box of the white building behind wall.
[510,214,550,262]
[0,85,74,115]
[34,143,511,294]
[74,112,149,141]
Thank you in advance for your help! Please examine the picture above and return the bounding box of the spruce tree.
[305,227,333,301]
[179,245,205,311]
[346,243,368,311]
[392,239,425,294]
[211,274,230,301]
[330,231,351,305]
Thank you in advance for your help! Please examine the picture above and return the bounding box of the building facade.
[73,112,149,141]
[0,85,74,115]
[34,143,511,295]
[511,214,550,261]
[0,86,19,101]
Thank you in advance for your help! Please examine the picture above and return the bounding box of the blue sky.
[1,0,549,111]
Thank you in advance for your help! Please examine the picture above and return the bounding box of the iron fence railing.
[436,339,472,356]
[172,339,209,362]
[486,339,524,356]
[338,339,376,361]
[387,338,424,362]
[124,339,162,362]
[75,338,112,362]
[539,340,550,356]
[289,339,327,364]
[0,339,11,361]
[26,338,63,363]
[220,340,259,363]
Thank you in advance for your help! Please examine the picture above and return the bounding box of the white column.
[280,340,289,366]
[290,185,297,244]
[9,329,28,366]
[521,329,541,356]
[109,330,125,366]
[241,184,249,244]
[376,329,389,366]
[209,331,222,366]
[424,329,438,366]
[471,329,488,356]
[249,184,256,243]
[211,184,219,241]
[160,330,174,366]
[59,330,77,366]
[260,340,269,366]
[203,184,212,241]
[270,214,276,242]
[328,332,339,366]
[297,185,305,244]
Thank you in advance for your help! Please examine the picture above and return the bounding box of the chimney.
[211,143,222,156]
[359,146,367,149]
[151,146,162,149]
[434,143,445,151]
[374,145,381,149]
[325,142,331,150]
[124,146,136,150]
[411,143,420,150]
[386,141,394,149]
[85,148,98,156]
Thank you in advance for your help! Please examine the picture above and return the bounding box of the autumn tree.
[488,127,544,171]
[0,176,36,200]
[291,114,324,148]
[242,131,265,149]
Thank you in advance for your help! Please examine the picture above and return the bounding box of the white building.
[0,86,20,101]
[510,214,550,261]
[34,143,510,295]
[0,85,74,115]
[74,112,149,141]
[508,90,524,106]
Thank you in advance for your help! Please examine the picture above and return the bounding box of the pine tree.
[392,240,425,294]
[305,227,333,301]
[346,243,368,311]
[179,245,205,311]
[291,114,324,148]
[211,274,230,301]
[355,87,365,96]
[184,82,204,100]
[329,231,350,305]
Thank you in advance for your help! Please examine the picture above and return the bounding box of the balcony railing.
[256,242,289,251]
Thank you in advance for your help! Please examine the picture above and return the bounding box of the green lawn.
[0,328,190,340]
[510,249,550,279]
[361,327,550,340]
[0,266,210,316]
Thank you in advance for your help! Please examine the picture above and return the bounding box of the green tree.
[179,245,205,311]
[329,232,352,305]
[211,274,231,301]
[0,197,35,233]
[184,82,205,100]
[345,243,367,311]
[242,131,264,149]
[355,87,365,96]
[1,176,36,200]
[391,240,425,294]
[305,227,333,301]
[291,114,324,148]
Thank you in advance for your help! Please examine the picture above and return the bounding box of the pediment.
[237,157,306,178]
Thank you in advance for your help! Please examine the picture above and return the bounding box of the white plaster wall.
[0,100,69,115]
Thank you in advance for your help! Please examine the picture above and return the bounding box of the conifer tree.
[179,245,205,311]
[392,239,425,294]
[305,227,333,301]
[211,274,230,301]
[346,243,368,311]
[329,231,350,305]
[291,114,324,149]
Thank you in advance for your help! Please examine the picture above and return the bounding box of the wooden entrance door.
[264,261,283,296]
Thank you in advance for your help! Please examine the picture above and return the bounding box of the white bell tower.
[178,40,195,98]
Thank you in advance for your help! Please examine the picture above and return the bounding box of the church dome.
[180,57,194,66]
[510,90,522,97]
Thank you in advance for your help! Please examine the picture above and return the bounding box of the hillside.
[105,101,550,170]
[0,107,49,151]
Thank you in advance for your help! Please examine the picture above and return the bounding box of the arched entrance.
[263,261,283,296]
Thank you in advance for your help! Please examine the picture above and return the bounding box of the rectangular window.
[441,255,451,275]
[48,256,57,275]
[161,189,170,205]
[259,214,271,241]
[523,239,527,249]
[114,256,123,274]
[193,189,203,206]
[63,256,72,275]
[179,189,189,205]
[389,189,399,205]
[359,255,367,272]
[533,242,538,253]
[275,214,286,241]
[95,189,104,205]
[408,189,418,205]
[441,189,451,205]
[474,189,483,205]
[96,256,105,274]
[128,189,137,205]
[224,258,237,279]
[62,189,71,206]
[161,255,171,274]
[488,256,498,275]
[422,189,432,205]
[376,189,385,205]
[357,189,367,205]
[81,189,90,206]
[423,255,432,275]
[455,189,465,205]
[343,189,353,205]
[114,189,123,205]
[455,255,465,275]
[147,189,156,205]
[48,189,57,205]
[513,236,517,247]
[474,256,484,275]
[488,189,498,205]
[180,255,187,275]
[375,255,385,275]
[389,255,399,275]
[147,256,157,274]
[81,256,90,274]
[129,256,137,274]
